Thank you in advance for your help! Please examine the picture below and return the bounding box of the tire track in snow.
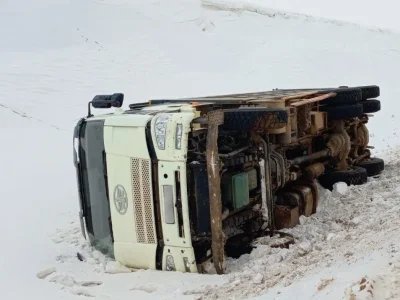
[201,0,395,34]
[0,103,67,131]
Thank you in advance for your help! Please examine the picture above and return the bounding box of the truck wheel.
[320,103,363,120]
[355,157,384,176]
[318,166,368,190]
[355,85,380,100]
[319,88,362,106]
[360,99,381,114]
[222,108,288,131]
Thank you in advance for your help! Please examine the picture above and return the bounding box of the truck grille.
[131,158,156,244]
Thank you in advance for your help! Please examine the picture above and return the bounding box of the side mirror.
[87,93,124,117]
[92,93,124,108]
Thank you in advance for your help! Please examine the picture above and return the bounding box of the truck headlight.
[166,255,176,271]
[175,124,183,150]
[155,115,169,150]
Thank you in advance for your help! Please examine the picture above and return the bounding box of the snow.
[36,268,57,280]
[2,0,400,299]
[204,169,400,299]
[332,182,348,198]
[204,0,400,31]
[105,261,133,274]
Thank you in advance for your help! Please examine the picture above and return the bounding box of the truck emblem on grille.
[113,184,128,215]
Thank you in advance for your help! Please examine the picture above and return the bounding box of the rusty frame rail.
[289,92,337,107]
[206,110,226,274]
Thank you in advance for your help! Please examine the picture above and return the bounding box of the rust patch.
[274,205,299,230]
[304,163,325,180]
[297,104,312,136]
[253,112,288,133]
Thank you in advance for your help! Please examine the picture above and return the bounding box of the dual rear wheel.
[318,157,385,190]
[317,85,383,190]
[319,86,381,120]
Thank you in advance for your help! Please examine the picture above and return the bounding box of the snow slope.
[2,0,400,299]
[202,0,400,31]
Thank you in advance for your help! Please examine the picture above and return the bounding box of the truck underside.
[142,86,383,274]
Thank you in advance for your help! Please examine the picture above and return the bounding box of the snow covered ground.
[2,0,400,299]
[202,0,400,31]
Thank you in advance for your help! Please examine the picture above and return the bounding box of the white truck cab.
[74,95,199,272]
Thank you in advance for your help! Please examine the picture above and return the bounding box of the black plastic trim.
[145,122,163,270]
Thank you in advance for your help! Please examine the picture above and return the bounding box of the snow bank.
[202,167,400,299]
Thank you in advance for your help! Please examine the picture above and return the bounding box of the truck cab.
[73,88,383,274]
[74,97,200,272]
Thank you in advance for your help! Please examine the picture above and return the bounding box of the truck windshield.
[78,119,114,257]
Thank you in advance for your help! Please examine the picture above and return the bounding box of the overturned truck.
[73,85,383,274]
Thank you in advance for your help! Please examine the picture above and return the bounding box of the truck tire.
[318,166,368,190]
[319,88,362,106]
[355,85,380,100]
[222,108,288,131]
[355,157,384,176]
[360,99,381,114]
[320,103,363,120]
[272,87,367,105]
